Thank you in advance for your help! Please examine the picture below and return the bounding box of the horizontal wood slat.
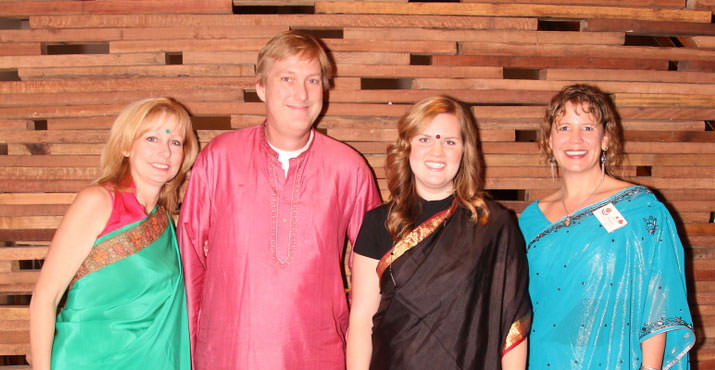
[582,18,715,36]
[28,14,537,30]
[0,0,231,17]
[314,2,712,23]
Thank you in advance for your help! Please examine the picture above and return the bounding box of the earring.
[548,154,557,181]
[600,150,607,175]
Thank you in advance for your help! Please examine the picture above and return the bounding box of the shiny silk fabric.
[178,125,380,370]
[519,186,694,370]
[371,200,532,370]
[51,208,191,369]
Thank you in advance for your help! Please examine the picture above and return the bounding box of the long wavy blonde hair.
[385,95,489,241]
[96,97,199,214]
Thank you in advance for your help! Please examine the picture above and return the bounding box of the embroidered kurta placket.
[265,150,309,265]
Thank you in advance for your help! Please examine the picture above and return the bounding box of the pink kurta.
[178,124,380,370]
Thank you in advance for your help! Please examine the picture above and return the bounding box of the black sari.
[371,199,531,370]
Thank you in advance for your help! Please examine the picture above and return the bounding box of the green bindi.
[165,129,170,134]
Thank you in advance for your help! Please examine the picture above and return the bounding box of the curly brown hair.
[385,96,489,241]
[540,84,624,176]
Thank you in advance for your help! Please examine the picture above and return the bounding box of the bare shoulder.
[38,185,113,295]
[62,185,113,233]
[72,184,112,212]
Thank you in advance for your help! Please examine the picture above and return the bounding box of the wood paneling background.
[0,0,713,368]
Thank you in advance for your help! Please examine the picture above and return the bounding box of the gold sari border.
[376,200,457,280]
[70,208,169,289]
[502,312,532,356]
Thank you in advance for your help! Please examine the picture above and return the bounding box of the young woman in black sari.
[347,96,532,370]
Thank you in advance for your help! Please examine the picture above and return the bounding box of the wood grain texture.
[433,54,670,70]
[315,2,712,23]
[29,14,536,30]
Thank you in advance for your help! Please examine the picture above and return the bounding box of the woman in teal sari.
[29,97,199,370]
[519,84,694,370]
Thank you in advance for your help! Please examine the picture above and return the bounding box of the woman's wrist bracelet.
[641,366,660,370]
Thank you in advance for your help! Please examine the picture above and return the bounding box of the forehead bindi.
[144,115,184,137]
[422,114,461,137]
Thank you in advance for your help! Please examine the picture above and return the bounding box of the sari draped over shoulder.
[519,186,694,370]
[371,200,532,370]
[51,205,191,370]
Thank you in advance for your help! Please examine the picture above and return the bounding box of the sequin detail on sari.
[644,216,658,234]
[527,186,649,250]
[640,317,694,338]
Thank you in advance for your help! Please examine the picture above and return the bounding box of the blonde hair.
[385,96,489,241]
[540,84,624,175]
[97,97,199,213]
[256,30,334,89]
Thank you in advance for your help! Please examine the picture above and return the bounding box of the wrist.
[641,366,660,370]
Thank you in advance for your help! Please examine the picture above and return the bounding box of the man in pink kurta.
[177,31,380,370]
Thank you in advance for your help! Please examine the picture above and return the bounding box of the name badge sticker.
[593,202,628,233]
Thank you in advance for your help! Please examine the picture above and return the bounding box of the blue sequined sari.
[519,186,694,370]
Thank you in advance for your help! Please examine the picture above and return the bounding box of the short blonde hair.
[97,97,199,213]
[256,30,334,89]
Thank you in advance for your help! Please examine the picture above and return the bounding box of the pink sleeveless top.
[98,187,148,238]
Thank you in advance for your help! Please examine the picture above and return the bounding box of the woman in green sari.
[29,97,199,370]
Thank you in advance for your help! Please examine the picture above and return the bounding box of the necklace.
[561,172,605,226]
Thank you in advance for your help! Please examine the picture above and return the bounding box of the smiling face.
[549,101,609,177]
[409,113,464,200]
[256,54,323,149]
[126,112,186,191]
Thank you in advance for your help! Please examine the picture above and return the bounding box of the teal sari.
[519,186,694,370]
[51,207,190,369]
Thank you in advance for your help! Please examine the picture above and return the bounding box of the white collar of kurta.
[267,130,314,177]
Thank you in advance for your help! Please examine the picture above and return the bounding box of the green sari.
[51,207,190,369]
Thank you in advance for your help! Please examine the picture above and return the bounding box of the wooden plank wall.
[0,0,713,368]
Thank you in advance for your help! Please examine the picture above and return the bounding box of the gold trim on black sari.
[503,313,531,355]
[369,200,532,369]
[376,201,457,280]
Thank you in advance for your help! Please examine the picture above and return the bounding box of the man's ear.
[256,80,266,102]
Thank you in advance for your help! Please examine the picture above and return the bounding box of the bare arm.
[346,254,381,370]
[29,186,111,370]
[641,333,666,369]
[501,338,527,370]
[498,211,530,370]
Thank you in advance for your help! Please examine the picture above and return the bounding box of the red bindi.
[435,134,441,139]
